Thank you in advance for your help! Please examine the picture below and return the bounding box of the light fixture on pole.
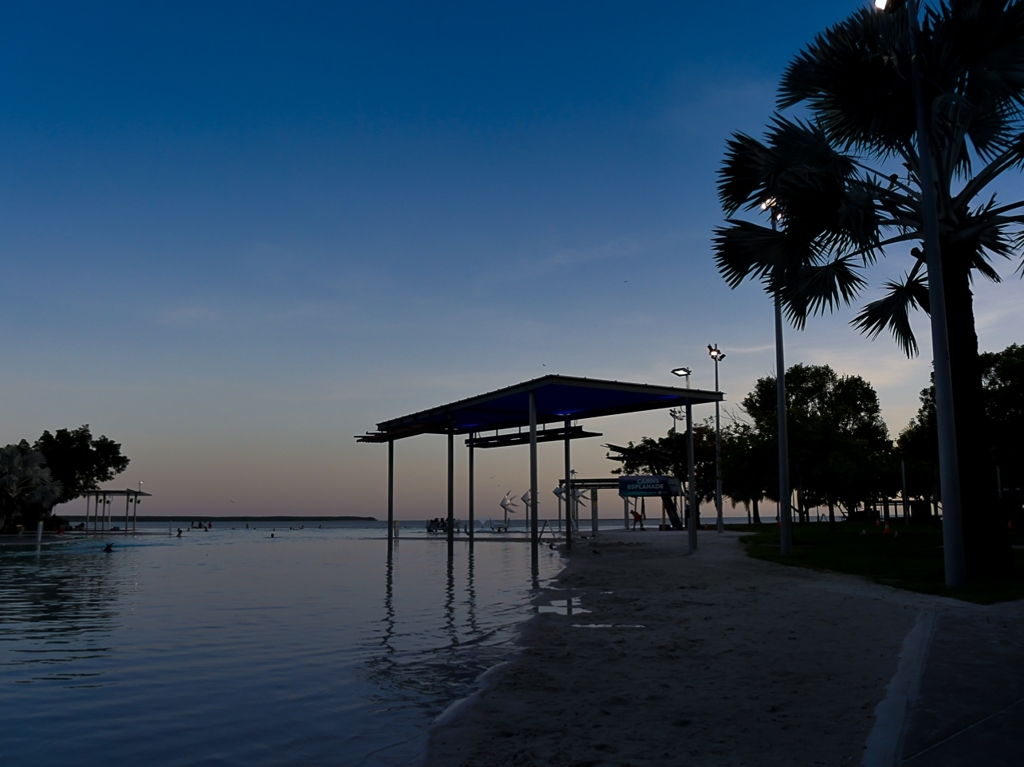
[875,0,965,587]
[762,197,793,556]
[708,345,725,533]
[671,367,692,387]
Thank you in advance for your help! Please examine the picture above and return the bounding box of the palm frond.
[851,269,930,357]
[712,221,785,289]
[781,256,867,330]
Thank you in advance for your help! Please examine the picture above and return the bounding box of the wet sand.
[426,529,952,767]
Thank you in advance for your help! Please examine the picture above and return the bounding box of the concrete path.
[900,605,1024,766]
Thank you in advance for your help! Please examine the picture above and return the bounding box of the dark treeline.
[612,345,1023,531]
[0,426,129,533]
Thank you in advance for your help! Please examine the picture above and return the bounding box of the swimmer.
[103,543,114,552]
[271,533,275,538]
[177,529,183,538]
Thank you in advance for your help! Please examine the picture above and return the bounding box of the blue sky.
[3,1,1022,519]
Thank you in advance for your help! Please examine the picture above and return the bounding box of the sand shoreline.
[425,530,959,767]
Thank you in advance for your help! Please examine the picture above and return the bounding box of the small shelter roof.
[356,374,722,443]
[87,489,152,497]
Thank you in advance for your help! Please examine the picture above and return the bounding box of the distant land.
[64,515,377,523]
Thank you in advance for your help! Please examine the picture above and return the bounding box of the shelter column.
[125,494,130,533]
[133,493,138,531]
[529,390,538,548]
[447,430,454,550]
[387,440,395,543]
[623,496,629,530]
[468,433,475,543]
[591,488,598,536]
[564,418,572,550]
[687,399,697,553]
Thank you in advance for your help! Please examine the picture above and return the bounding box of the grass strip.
[727,522,1024,604]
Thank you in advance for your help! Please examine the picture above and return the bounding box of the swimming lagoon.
[0,522,563,766]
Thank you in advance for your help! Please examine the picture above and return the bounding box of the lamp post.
[708,345,725,533]
[876,0,965,588]
[762,198,793,555]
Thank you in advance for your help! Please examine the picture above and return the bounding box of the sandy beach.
[426,529,969,767]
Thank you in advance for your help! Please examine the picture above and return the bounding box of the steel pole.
[775,291,793,556]
[901,458,910,525]
[715,358,723,533]
[908,0,966,587]
[564,418,572,550]
[529,391,539,550]
[387,440,394,543]
[686,399,697,553]
[447,430,455,553]
[468,434,475,543]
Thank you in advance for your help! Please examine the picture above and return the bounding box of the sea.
[0,520,565,767]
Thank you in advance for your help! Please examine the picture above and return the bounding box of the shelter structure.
[357,375,723,553]
[83,489,152,533]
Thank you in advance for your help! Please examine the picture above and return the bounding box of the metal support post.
[901,458,910,525]
[591,488,599,536]
[387,440,394,543]
[564,418,572,550]
[447,430,455,551]
[529,391,539,549]
[468,434,475,542]
[775,293,792,556]
[686,400,697,553]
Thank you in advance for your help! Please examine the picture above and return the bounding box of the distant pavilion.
[356,375,722,551]
[83,488,152,532]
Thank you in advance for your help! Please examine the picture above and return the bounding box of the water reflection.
[0,542,124,684]
[364,540,561,720]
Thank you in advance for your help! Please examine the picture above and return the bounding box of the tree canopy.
[33,425,130,506]
[740,364,894,524]
[0,441,63,530]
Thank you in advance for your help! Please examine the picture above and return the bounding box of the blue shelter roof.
[356,375,722,443]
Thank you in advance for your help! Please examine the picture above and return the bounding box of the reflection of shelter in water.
[82,489,152,533]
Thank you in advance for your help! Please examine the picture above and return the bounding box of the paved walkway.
[901,605,1024,766]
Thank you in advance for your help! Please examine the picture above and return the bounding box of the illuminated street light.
[671,366,692,387]
[708,345,725,533]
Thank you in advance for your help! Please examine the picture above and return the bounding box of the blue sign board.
[618,475,682,497]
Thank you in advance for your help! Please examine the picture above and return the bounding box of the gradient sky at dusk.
[4,1,1022,519]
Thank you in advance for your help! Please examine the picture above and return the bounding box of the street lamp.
[671,367,692,387]
[708,345,725,533]
[761,198,793,556]
[875,0,965,588]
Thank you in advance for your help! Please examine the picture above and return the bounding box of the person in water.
[103,543,114,552]
[177,529,183,538]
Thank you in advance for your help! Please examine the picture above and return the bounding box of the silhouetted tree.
[714,1,1023,573]
[743,365,894,526]
[34,425,130,505]
[0,441,63,531]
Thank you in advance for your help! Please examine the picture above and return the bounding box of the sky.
[3,1,1022,520]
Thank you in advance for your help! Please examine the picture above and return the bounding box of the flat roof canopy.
[356,374,723,443]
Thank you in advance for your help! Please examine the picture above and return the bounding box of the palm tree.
[714,1,1024,577]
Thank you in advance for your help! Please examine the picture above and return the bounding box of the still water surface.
[0,522,563,766]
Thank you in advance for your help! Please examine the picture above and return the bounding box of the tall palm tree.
[715,0,1024,576]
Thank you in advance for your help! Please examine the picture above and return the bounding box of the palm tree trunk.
[753,496,761,524]
[828,497,836,531]
[943,253,1013,576]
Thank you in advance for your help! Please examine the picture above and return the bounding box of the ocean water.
[0,522,563,767]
